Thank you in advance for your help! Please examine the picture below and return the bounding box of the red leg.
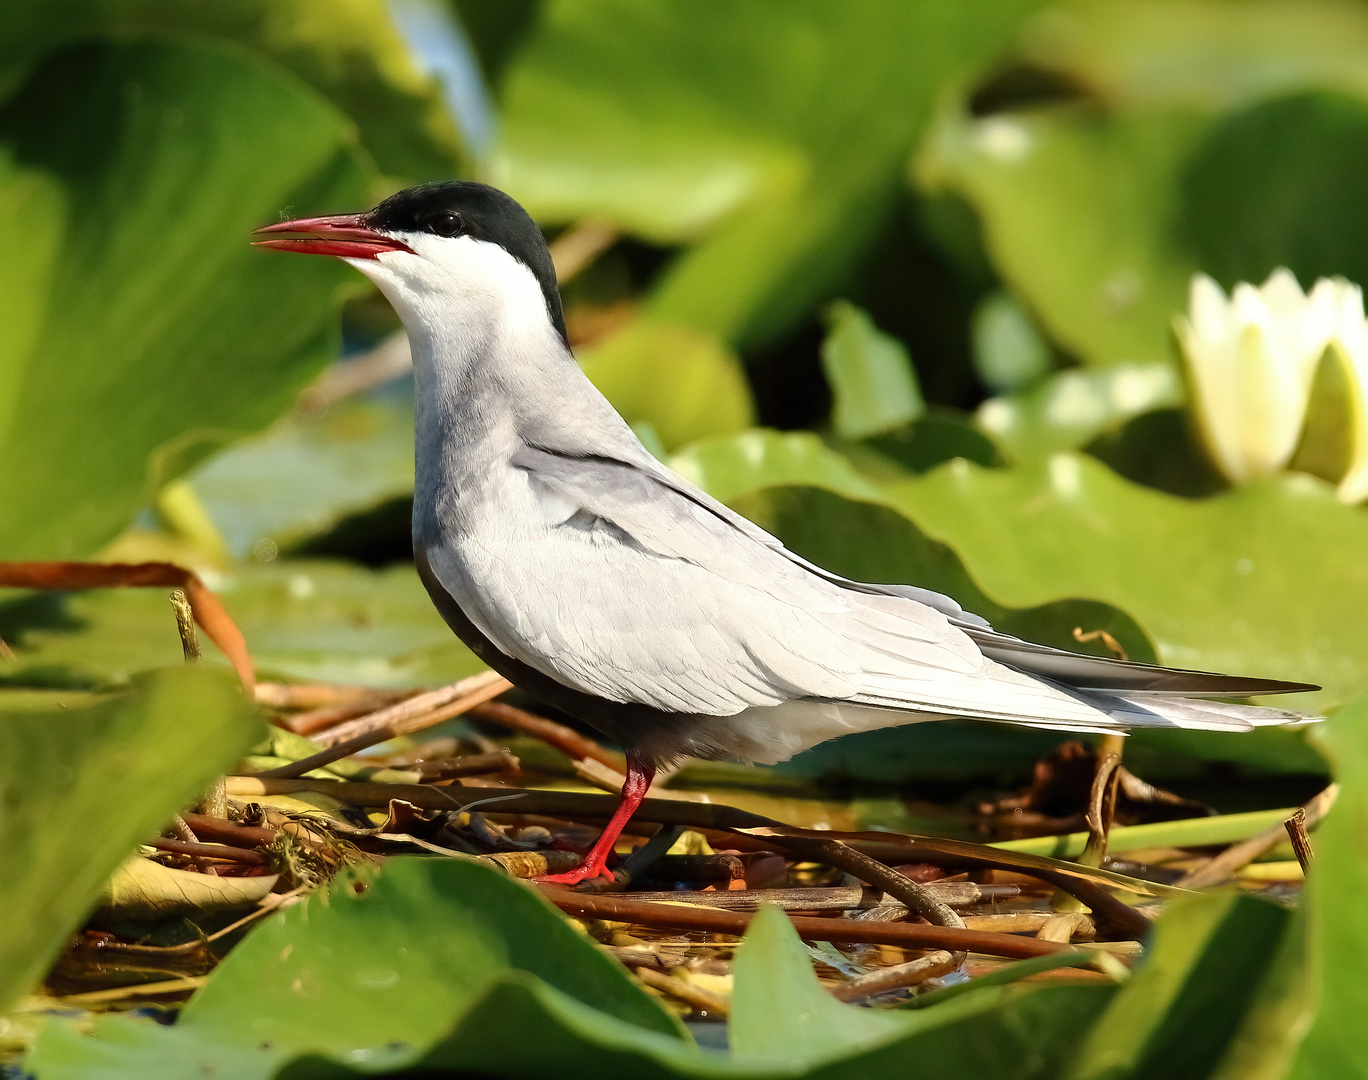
[536,754,656,886]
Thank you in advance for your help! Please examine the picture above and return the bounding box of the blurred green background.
[3,0,1367,788]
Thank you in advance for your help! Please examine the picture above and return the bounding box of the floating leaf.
[970,291,1055,395]
[0,559,483,690]
[670,428,883,506]
[188,393,416,561]
[976,363,1182,463]
[820,301,925,440]
[1180,90,1368,292]
[1063,893,1303,1080]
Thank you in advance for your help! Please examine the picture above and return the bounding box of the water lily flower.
[1176,269,1368,503]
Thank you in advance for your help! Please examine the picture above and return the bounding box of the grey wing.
[611,446,1316,698]
[468,447,1258,732]
[425,444,1018,717]
[426,450,863,714]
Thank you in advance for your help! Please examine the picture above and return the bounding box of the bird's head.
[253,181,567,344]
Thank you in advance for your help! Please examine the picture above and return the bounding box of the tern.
[256,181,1315,885]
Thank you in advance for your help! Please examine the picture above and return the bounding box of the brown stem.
[537,888,1078,960]
[220,777,1159,933]
[285,691,417,736]
[0,561,253,690]
[254,682,389,711]
[149,838,267,865]
[178,813,276,849]
[1285,807,1314,873]
[169,814,217,876]
[1079,735,1124,867]
[831,951,958,1002]
[169,589,201,662]
[617,883,1017,911]
[257,673,511,779]
[413,751,520,781]
[633,966,729,1017]
[778,836,965,929]
[469,700,623,770]
[309,671,511,749]
[1177,785,1337,889]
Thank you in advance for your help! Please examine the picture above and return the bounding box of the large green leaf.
[0,559,484,690]
[0,667,261,1012]
[1179,90,1368,291]
[919,0,1368,379]
[26,858,688,1080]
[0,0,462,180]
[917,102,1205,370]
[1063,893,1305,1080]
[729,906,1112,1078]
[495,0,1036,348]
[885,453,1363,709]
[1019,0,1368,109]
[0,39,372,559]
[729,906,910,1067]
[1286,696,1368,1079]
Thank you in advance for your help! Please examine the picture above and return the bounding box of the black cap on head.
[367,181,567,345]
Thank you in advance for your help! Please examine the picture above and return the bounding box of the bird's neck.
[404,293,636,541]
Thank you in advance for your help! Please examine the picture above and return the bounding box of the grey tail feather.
[1103,692,1315,732]
[967,628,1319,697]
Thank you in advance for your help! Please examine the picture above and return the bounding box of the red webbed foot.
[531,754,657,887]
[533,859,615,886]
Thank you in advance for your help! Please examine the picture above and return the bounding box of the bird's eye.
[427,210,463,238]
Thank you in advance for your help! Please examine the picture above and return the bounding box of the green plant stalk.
[991,808,1296,859]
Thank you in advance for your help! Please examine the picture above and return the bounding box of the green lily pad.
[885,453,1363,710]
[0,38,371,559]
[670,428,884,506]
[976,363,1182,464]
[25,858,688,1080]
[1019,0,1368,109]
[188,392,416,561]
[1179,90,1368,291]
[0,0,462,180]
[0,559,483,690]
[820,302,925,441]
[496,0,1036,347]
[0,667,262,1011]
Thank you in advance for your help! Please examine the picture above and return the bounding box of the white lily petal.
[1330,332,1368,504]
